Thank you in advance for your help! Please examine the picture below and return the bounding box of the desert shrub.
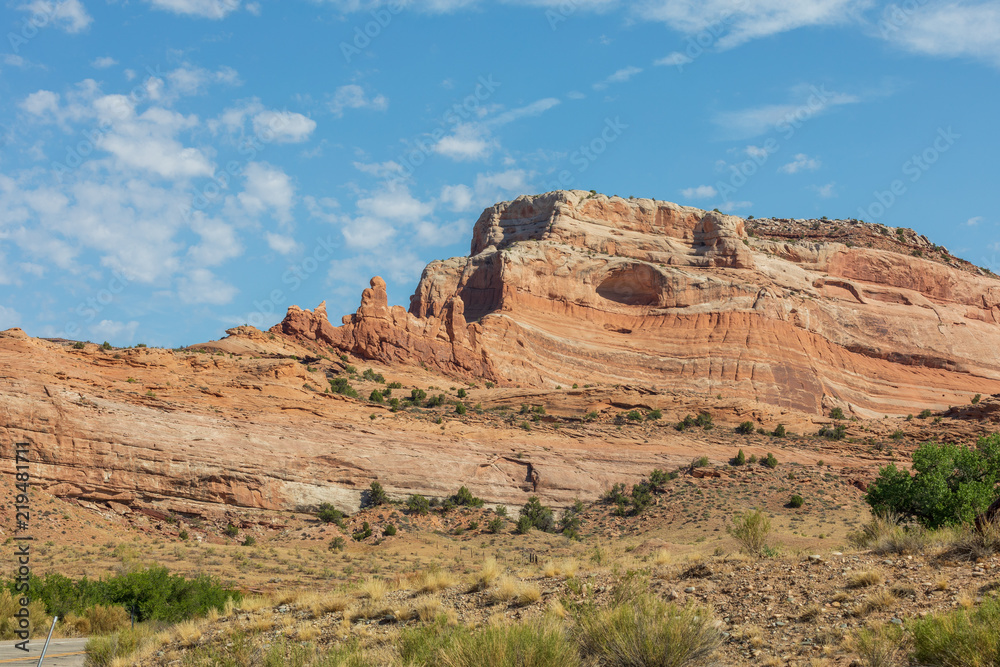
[918,409,933,419]
[629,482,653,515]
[692,456,710,468]
[763,453,778,469]
[72,341,86,349]
[625,410,642,422]
[865,434,1000,528]
[241,535,256,547]
[495,505,508,517]
[407,494,430,515]
[0,590,49,639]
[647,409,662,420]
[648,468,669,490]
[910,595,1000,666]
[890,429,905,440]
[223,523,239,538]
[515,516,533,535]
[520,496,555,532]
[362,368,385,383]
[317,503,347,528]
[830,407,845,419]
[576,592,721,667]
[411,388,427,403]
[352,522,373,541]
[364,481,388,507]
[369,389,384,403]
[727,509,772,557]
[455,402,467,415]
[772,423,786,437]
[972,394,982,405]
[603,483,628,505]
[695,412,713,429]
[101,341,112,350]
[178,530,189,541]
[789,494,804,508]
[84,625,159,667]
[819,423,847,440]
[449,486,484,507]
[389,397,401,411]
[457,388,467,398]
[848,511,930,555]
[330,378,359,398]
[426,393,446,408]
[849,623,908,667]
[384,524,397,536]
[735,421,755,435]
[329,536,346,552]
[732,449,746,466]
[938,520,1000,561]
[748,454,758,464]
[486,517,504,534]
[399,619,580,667]
[85,604,130,634]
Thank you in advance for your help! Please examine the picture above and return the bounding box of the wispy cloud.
[713,85,859,138]
[779,153,821,174]
[593,66,642,90]
[681,185,718,199]
[879,1,1000,68]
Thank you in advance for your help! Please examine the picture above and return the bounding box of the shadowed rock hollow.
[274,190,1000,417]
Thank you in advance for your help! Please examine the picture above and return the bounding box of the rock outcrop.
[274,190,1000,417]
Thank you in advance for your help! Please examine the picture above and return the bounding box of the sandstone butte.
[274,190,1000,417]
[2,190,999,518]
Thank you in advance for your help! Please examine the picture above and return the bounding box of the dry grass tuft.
[359,576,391,601]
[468,557,502,592]
[847,570,883,589]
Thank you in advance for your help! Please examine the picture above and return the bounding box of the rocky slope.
[273,190,1000,418]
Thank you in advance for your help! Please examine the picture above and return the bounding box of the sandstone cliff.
[274,190,1000,417]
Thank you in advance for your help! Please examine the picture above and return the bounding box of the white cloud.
[352,161,404,178]
[593,65,643,90]
[238,162,295,224]
[328,84,388,117]
[144,0,242,19]
[187,214,243,266]
[21,90,60,116]
[91,56,118,69]
[89,319,139,341]
[304,195,340,224]
[165,65,240,97]
[0,305,21,330]
[635,0,870,50]
[18,0,92,33]
[265,232,301,255]
[357,186,434,223]
[440,184,474,211]
[881,2,1000,68]
[966,216,984,226]
[779,153,821,174]
[177,268,238,304]
[3,54,26,68]
[654,52,692,67]
[251,110,316,143]
[681,185,717,199]
[720,200,753,212]
[713,85,859,138]
[473,169,530,206]
[98,106,215,180]
[486,98,561,127]
[813,182,837,198]
[566,91,586,100]
[433,123,495,161]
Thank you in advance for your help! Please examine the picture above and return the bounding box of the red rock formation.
[271,190,1000,417]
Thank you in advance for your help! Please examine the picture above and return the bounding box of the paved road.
[0,638,87,665]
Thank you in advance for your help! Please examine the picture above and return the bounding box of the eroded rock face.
[273,190,1000,416]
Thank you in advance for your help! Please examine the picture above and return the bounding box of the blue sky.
[0,0,998,347]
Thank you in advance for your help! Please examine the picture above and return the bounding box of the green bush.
[576,592,721,667]
[73,341,86,349]
[426,393,446,408]
[772,423,786,437]
[647,409,662,420]
[732,449,746,466]
[457,388,467,399]
[972,393,982,405]
[819,423,847,440]
[362,368,385,383]
[84,625,159,667]
[865,434,1000,528]
[486,517,504,534]
[625,410,642,422]
[910,595,1000,666]
[455,402,467,415]
[450,486,484,507]
[330,377,359,398]
[369,389,384,403]
[727,509,772,557]
[407,494,430,515]
[329,536,346,552]
[400,619,580,667]
[384,524,397,536]
[918,409,933,419]
[241,535,256,547]
[648,468,668,489]
[830,407,845,420]
[519,497,554,532]
[365,481,388,507]
[101,341,112,350]
[411,388,427,403]
[735,421,755,435]
[223,523,238,538]
[317,503,347,528]
[353,522,372,541]
[515,515,533,535]
[789,494,804,508]
[763,453,778,469]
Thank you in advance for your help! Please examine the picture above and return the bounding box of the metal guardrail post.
[36,615,58,666]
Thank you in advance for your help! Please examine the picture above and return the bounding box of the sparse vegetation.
[727,508,772,557]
